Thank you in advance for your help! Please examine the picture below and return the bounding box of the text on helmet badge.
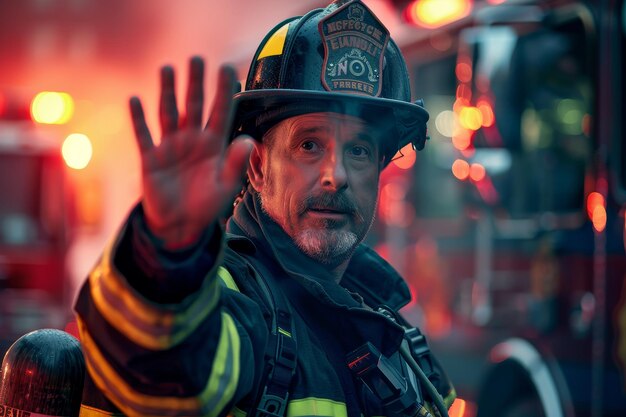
[319,0,390,97]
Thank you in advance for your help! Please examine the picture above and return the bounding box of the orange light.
[452,159,470,180]
[592,206,607,232]
[392,143,417,170]
[586,195,606,233]
[449,397,477,417]
[31,92,74,124]
[476,98,495,127]
[459,106,483,131]
[453,97,470,114]
[405,0,473,29]
[62,133,93,170]
[469,163,486,182]
[456,84,472,102]
[449,398,466,417]
[452,129,472,150]
[586,192,605,220]
[456,62,473,83]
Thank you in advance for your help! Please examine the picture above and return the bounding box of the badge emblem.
[318,0,390,97]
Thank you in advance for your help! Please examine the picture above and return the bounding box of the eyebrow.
[291,125,330,136]
[355,132,376,145]
[288,120,377,145]
[291,124,374,139]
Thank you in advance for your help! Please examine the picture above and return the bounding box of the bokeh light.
[459,106,483,131]
[392,143,417,170]
[587,192,606,232]
[452,159,470,180]
[405,0,473,29]
[31,92,74,124]
[62,133,93,170]
[435,110,457,138]
[469,163,486,182]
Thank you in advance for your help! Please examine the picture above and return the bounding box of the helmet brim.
[232,89,429,163]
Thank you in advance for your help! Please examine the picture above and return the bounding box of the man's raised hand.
[129,57,253,247]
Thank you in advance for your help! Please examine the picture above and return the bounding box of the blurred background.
[0,1,625,416]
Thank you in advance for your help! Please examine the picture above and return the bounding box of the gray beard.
[294,228,358,265]
[259,193,359,265]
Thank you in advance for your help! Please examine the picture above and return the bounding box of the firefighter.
[74,1,455,416]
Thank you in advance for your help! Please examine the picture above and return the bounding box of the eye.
[301,141,318,151]
[348,145,370,159]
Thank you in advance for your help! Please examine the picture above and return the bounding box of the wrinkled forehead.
[277,112,382,143]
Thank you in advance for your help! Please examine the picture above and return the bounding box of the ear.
[247,141,266,192]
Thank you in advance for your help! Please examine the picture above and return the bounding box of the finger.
[185,56,204,128]
[205,72,239,134]
[159,65,179,135]
[219,135,254,197]
[206,65,238,142]
[129,96,154,152]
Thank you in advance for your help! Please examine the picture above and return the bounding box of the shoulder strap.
[221,249,298,417]
[244,254,298,417]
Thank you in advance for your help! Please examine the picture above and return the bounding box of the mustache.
[297,192,365,223]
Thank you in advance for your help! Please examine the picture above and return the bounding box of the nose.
[320,150,348,191]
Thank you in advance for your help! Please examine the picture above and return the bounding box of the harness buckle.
[404,327,435,380]
[256,387,289,417]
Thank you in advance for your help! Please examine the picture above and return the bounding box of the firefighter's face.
[250,112,380,266]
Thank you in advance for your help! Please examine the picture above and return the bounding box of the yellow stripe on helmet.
[257,23,290,60]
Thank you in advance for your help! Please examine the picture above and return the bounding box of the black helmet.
[232,0,429,166]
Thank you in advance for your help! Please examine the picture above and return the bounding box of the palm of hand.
[130,58,253,246]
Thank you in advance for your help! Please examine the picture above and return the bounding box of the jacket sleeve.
[74,204,266,417]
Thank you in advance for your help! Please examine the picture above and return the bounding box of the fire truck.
[0,93,78,356]
[375,0,626,416]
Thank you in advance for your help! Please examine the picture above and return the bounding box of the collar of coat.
[226,188,410,356]
[227,188,411,312]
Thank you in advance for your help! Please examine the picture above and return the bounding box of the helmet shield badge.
[319,1,390,97]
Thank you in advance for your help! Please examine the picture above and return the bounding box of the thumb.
[220,135,255,197]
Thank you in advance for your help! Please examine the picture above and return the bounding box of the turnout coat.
[74,191,454,417]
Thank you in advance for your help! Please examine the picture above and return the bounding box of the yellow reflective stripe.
[76,312,240,417]
[443,387,457,409]
[218,266,240,292]
[231,399,347,417]
[229,406,247,417]
[287,398,347,417]
[79,404,125,417]
[257,23,289,60]
[90,265,220,350]
[89,234,221,350]
[207,313,241,416]
[416,405,431,417]
[278,327,292,338]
